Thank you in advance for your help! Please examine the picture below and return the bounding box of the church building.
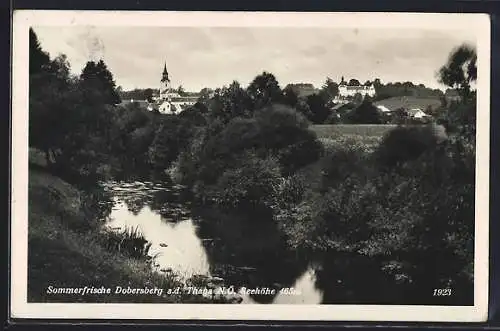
[154,62,198,114]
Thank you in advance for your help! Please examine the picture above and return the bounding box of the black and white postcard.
[10,10,490,322]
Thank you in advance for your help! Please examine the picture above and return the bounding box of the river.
[100,180,324,304]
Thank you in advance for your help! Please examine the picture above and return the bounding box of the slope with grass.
[28,168,223,303]
[373,96,442,112]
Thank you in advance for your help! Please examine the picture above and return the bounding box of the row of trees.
[117,85,192,102]
[30,28,119,182]
[30,28,204,184]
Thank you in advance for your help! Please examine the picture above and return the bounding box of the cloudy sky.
[33,26,476,92]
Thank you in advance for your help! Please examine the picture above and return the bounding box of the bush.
[180,104,323,186]
[253,105,323,174]
[313,135,475,299]
[374,124,448,168]
[321,139,373,190]
[100,226,152,260]
[344,100,383,124]
[201,153,282,215]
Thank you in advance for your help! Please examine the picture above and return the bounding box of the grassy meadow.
[373,96,442,111]
[311,124,396,152]
[311,124,397,138]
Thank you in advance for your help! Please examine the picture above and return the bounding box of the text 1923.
[433,288,452,296]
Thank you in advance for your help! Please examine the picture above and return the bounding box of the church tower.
[160,61,171,102]
[158,61,173,114]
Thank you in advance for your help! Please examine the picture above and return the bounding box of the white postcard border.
[11,10,491,322]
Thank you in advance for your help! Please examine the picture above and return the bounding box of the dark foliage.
[374,125,447,168]
[345,99,383,124]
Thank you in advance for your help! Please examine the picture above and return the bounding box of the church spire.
[161,61,170,82]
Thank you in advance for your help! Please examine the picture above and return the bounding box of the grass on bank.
[27,167,217,303]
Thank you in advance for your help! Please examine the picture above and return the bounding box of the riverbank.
[174,117,474,304]
[27,167,233,303]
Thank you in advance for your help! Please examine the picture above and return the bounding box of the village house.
[406,108,430,119]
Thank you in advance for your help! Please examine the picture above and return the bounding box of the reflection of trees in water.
[314,252,403,304]
[192,209,310,304]
[82,186,114,226]
[315,251,473,305]
[149,189,192,223]
[110,181,193,223]
[121,193,151,215]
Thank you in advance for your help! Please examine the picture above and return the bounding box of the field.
[311,124,396,152]
[311,124,397,139]
[373,96,442,111]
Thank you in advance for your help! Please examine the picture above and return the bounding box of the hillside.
[374,96,442,111]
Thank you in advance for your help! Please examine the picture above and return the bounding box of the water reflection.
[96,180,472,305]
[101,181,324,304]
[107,198,210,277]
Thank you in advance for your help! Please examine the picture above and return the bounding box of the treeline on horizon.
[117,77,450,102]
[116,76,461,128]
[29,26,478,305]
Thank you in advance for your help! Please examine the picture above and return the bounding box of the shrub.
[344,100,383,124]
[374,124,448,168]
[180,104,323,186]
[321,139,373,190]
[252,104,323,173]
[101,226,152,260]
[202,153,282,215]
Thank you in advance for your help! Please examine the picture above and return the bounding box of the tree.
[438,44,477,137]
[247,71,283,110]
[212,81,253,121]
[295,98,314,121]
[144,88,154,102]
[29,30,74,167]
[438,44,477,100]
[282,85,299,107]
[306,94,330,124]
[319,77,339,102]
[391,108,410,125]
[348,78,361,86]
[345,99,382,124]
[80,59,121,105]
[353,93,364,105]
[198,87,214,105]
[29,28,50,75]
[148,121,179,171]
[177,85,186,96]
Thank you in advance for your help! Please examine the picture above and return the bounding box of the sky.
[33,26,477,92]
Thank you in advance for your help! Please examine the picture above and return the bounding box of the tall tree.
[29,29,74,166]
[438,44,477,137]
[177,85,186,96]
[80,59,121,105]
[247,71,283,110]
[198,87,214,105]
[214,81,252,121]
[319,77,339,102]
[282,85,299,107]
[306,94,330,124]
[144,88,154,102]
[438,44,477,100]
[29,28,50,75]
